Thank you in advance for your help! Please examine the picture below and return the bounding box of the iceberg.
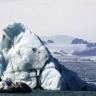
[0,22,95,90]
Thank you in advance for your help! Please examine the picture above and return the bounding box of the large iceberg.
[0,22,95,90]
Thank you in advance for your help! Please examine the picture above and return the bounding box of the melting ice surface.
[0,22,95,91]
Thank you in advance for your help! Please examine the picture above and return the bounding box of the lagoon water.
[0,91,96,96]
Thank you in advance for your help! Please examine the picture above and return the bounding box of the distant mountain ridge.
[72,38,96,48]
[40,35,96,56]
[72,38,89,44]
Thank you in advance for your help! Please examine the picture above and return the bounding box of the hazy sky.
[0,0,96,41]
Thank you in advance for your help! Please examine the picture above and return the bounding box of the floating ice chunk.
[0,22,94,90]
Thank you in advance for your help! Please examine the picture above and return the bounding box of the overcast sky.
[0,0,96,41]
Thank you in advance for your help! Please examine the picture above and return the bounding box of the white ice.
[0,22,95,90]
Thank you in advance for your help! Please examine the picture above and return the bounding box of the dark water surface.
[0,91,96,96]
